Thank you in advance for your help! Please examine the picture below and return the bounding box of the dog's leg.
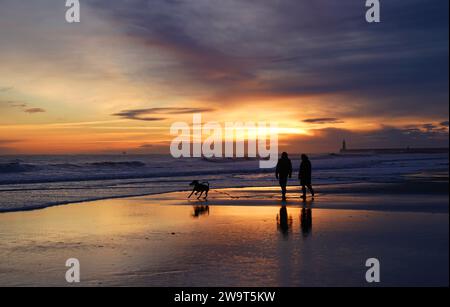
[204,190,209,199]
[197,191,204,199]
[188,190,195,198]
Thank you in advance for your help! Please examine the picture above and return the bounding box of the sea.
[0,153,448,212]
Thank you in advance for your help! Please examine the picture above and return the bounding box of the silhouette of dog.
[188,180,210,199]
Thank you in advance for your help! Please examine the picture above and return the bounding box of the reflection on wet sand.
[276,204,313,238]
[192,205,210,218]
[276,206,293,237]
[0,194,447,287]
[301,208,312,237]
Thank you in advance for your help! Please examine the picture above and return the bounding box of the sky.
[0,0,448,154]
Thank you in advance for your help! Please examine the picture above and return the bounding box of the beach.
[0,183,448,287]
[1,0,449,292]
[0,153,448,287]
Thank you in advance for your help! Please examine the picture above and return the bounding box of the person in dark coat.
[276,152,292,200]
[299,154,315,200]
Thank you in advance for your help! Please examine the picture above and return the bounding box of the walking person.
[276,152,292,201]
[299,154,315,200]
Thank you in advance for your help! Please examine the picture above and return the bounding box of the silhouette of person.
[276,152,292,201]
[300,207,312,236]
[299,154,315,200]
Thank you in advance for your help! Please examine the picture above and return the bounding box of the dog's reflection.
[192,205,210,218]
[300,207,312,237]
[277,206,293,237]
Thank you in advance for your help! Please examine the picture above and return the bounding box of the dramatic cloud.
[422,123,438,131]
[24,108,46,114]
[303,118,344,124]
[113,107,215,121]
[402,122,450,135]
[0,0,448,153]
[88,0,449,118]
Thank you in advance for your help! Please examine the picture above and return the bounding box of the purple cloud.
[303,118,344,124]
[113,107,215,121]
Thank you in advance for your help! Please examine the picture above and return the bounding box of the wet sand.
[0,187,448,287]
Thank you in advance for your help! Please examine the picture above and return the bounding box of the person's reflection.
[277,206,293,237]
[300,207,312,237]
[192,205,210,218]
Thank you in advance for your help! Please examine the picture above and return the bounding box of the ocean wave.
[0,154,448,185]
[0,160,147,175]
[88,161,146,168]
[0,153,448,213]
[49,163,82,169]
[0,162,36,174]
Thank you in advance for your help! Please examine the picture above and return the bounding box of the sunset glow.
[1,0,448,154]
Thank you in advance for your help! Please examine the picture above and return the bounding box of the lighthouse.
[341,139,347,152]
